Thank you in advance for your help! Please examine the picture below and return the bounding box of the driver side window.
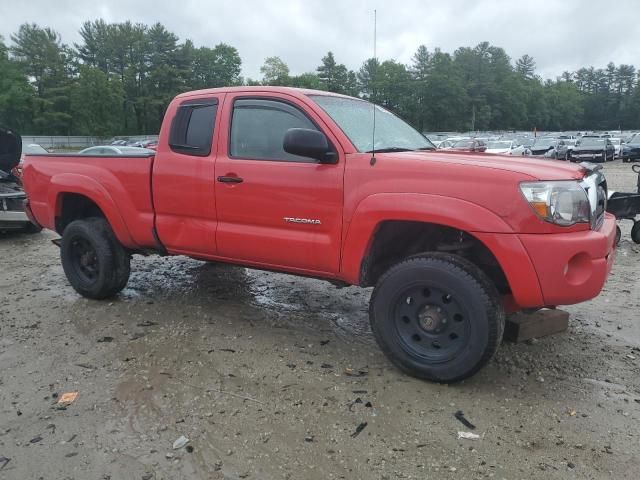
[229,99,318,162]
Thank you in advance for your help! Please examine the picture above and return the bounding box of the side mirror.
[283,128,335,163]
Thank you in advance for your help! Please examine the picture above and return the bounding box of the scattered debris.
[137,320,158,327]
[454,410,476,430]
[97,336,114,343]
[344,368,368,377]
[568,461,576,469]
[185,445,194,453]
[321,363,334,369]
[30,435,43,444]
[220,348,236,353]
[65,452,78,458]
[58,392,79,405]
[568,409,577,417]
[352,390,367,394]
[457,431,481,440]
[142,474,154,480]
[320,340,330,345]
[75,363,95,370]
[304,435,315,442]
[172,435,190,450]
[0,456,10,471]
[350,422,368,438]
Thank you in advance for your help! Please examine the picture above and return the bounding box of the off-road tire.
[61,217,130,299]
[369,253,505,383]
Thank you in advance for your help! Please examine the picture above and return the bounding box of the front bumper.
[518,213,616,306]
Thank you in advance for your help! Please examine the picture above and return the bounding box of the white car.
[485,140,529,156]
[609,138,623,158]
[79,146,154,155]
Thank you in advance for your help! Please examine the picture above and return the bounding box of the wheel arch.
[340,193,544,308]
[49,173,135,246]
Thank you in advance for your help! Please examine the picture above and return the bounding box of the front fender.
[48,173,135,247]
[340,193,514,285]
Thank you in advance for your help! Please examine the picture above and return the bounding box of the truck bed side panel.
[23,154,156,248]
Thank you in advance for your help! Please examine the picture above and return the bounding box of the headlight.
[520,181,590,226]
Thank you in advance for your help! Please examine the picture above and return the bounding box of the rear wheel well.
[360,221,509,294]
[55,193,105,234]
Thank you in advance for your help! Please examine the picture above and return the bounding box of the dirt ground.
[1,160,639,480]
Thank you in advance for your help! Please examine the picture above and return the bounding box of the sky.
[1,0,639,80]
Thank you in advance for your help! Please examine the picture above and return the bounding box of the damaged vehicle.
[22,87,616,383]
[0,127,41,233]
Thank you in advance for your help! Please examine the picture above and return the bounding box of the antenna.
[370,9,377,166]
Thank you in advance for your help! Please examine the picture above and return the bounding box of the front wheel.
[61,217,130,299]
[369,253,504,383]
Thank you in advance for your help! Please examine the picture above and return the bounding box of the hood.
[485,148,510,154]
[0,127,22,173]
[390,150,584,181]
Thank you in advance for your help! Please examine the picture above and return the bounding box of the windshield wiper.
[364,147,414,153]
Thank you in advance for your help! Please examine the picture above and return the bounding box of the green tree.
[70,65,123,135]
[11,23,73,134]
[0,35,34,131]
[260,56,290,85]
[317,51,349,93]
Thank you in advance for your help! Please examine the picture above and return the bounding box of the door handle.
[217,175,243,184]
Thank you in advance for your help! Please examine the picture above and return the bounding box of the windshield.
[24,144,48,154]
[453,140,475,148]
[578,137,605,147]
[487,141,512,149]
[532,138,555,148]
[310,95,434,152]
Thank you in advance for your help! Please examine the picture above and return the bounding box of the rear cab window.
[169,98,218,156]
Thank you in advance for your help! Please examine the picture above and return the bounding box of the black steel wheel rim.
[393,284,470,363]
[70,236,99,284]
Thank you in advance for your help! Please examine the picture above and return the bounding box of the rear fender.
[49,173,135,246]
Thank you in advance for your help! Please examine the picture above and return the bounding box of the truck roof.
[175,86,352,100]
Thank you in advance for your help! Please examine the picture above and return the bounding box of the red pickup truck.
[23,87,616,382]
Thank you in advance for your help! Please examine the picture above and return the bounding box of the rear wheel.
[369,253,504,383]
[61,217,130,299]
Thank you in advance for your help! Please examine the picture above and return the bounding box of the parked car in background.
[0,127,41,233]
[622,136,640,162]
[110,140,128,146]
[485,140,529,156]
[436,139,459,149]
[546,139,577,160]
[137,139,158,150]
[79,146,155,155]
[11,143,48,181]
[608,138,623,159]
[569,136,615,162]
[447,138,487,152]
[529,137,557,156]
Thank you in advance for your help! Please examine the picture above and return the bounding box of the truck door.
[214,94,345,275]
[152,95,221,255]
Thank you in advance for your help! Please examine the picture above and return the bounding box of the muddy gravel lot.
[1,161,640,480]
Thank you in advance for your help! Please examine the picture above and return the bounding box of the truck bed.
[22,152,157,248]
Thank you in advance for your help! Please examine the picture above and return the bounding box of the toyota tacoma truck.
[22,87,616,382]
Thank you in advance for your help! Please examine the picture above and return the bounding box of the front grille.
[1,196,24,212]
[580,172,607,230]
